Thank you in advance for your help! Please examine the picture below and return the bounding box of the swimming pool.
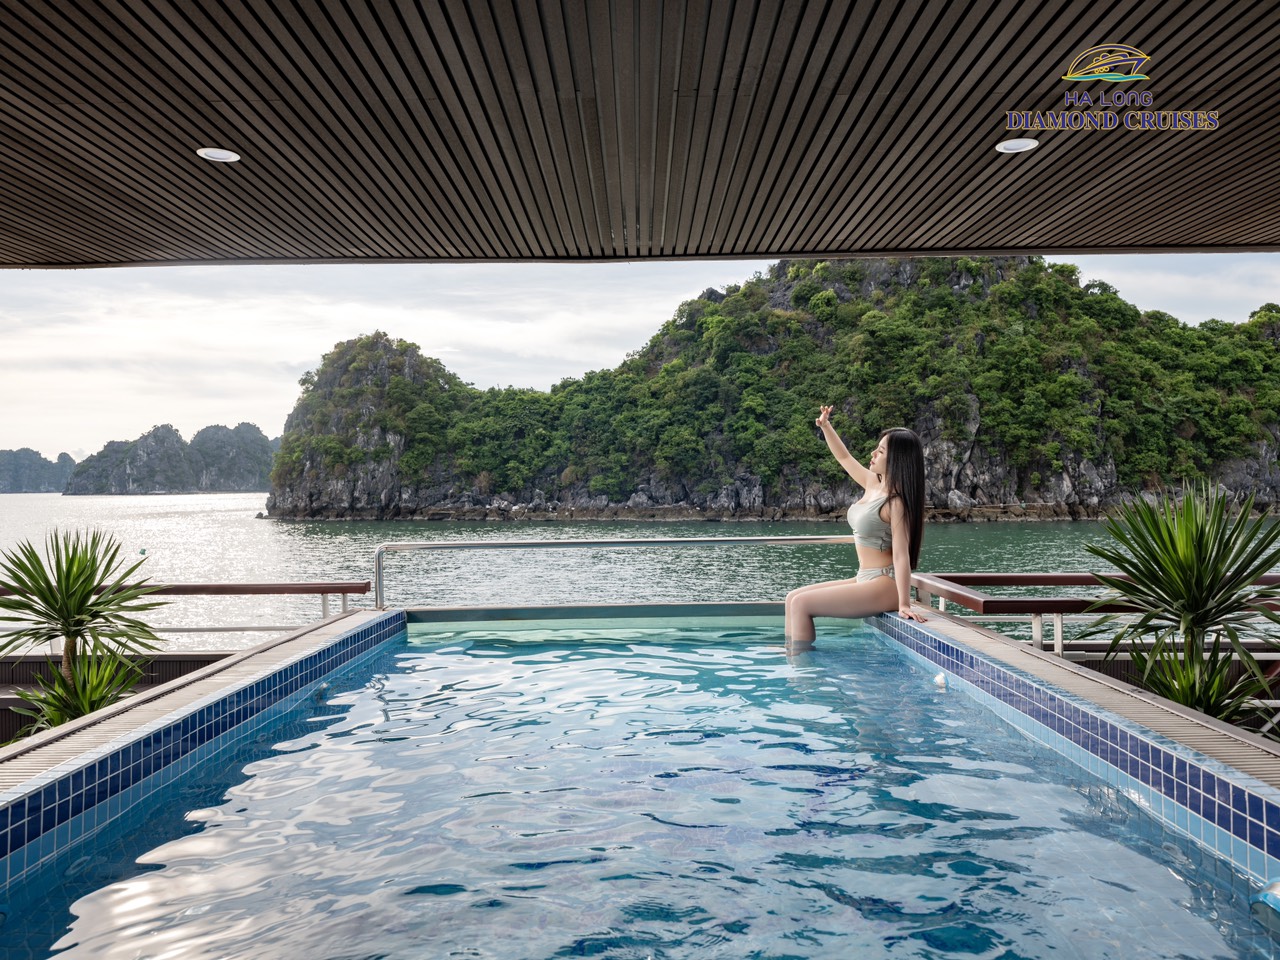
[2,620,1276,959]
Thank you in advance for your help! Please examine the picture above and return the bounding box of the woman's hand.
[899,605,927,622]
[815,405,834,428]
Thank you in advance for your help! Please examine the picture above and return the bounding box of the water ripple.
[5,628,1274,959]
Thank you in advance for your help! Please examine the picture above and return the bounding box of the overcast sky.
[3,253,1278,461]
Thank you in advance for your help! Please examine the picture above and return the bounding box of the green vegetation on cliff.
[272,338,470,484]
[269,257,1280,516]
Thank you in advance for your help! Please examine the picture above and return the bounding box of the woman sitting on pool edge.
[785,406,927,645]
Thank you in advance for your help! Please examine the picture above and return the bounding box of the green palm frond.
[11,642,144,737]
[0,529,167,661]
[1084,485,1280,732]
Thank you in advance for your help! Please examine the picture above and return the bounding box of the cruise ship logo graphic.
[1061,44,1151,82]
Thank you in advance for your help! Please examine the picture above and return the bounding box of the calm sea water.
[0,493,1114,649]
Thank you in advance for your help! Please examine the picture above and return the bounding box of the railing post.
[375,546,386,609]
[1031,614,1044,650]
[1053,613,1064,656]
[342,594,349,612]
[322,594,330,618]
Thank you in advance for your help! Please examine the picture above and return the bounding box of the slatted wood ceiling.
[1,0,1277,268]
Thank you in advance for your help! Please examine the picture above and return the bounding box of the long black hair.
[881,427,925,568]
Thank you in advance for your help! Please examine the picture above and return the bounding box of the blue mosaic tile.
[1189,790,1204,818]
[10,814,29,851]
[1234,835,1251,867]
[1267,829,1280,860]
[1174,781,1188,807]
[1250,818,1265,849]
[1218,777,1234,805]
[1267,802,1280,833]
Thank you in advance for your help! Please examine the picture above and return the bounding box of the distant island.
[265,255,1280,521]
[57,423,279,495]
[0,449,76,493]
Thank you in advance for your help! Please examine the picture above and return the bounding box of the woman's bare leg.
[784,578,856,638]
[784,576,899,645]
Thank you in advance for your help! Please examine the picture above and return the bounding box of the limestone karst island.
[263,256,1280,521]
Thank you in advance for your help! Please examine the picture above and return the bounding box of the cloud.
[1065,253,1280,325]
[0,260,772,459]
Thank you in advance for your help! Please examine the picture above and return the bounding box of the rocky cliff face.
[65,423,275,494]
[265,333,461,518]
[265,424,1272,523]
[270,419,1269,522]
[265,418,1125,522]
[267,466,1124,522]
[1214,425,1280,507]
[189,424,277,492]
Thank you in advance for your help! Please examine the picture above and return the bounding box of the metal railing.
[374,540,1280,662]
[913,572,1115,656]
[373,535,856,608]
[913,572,1280,658]
[0,581,372,637]
[147,582,371,630]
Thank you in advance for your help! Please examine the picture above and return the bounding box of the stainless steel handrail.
[373,535,856,608]
[0,581,375,650]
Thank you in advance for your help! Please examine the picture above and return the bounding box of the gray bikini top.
[848,494,892,552]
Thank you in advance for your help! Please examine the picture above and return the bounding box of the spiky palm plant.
[11,639,145,738]
[0,529,166,683]
[1086,486,1280,728]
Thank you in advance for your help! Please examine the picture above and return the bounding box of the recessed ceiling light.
[196,147,241,162]
[995,138,1039,154]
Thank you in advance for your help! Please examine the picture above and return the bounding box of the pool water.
[4,623,1277,959]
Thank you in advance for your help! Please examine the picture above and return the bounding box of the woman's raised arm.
[816,406,872,488]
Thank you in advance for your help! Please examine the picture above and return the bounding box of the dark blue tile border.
[872,613,1280,886]
[0,611,405,889]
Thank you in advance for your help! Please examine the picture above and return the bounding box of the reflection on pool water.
[5,622,1276,959]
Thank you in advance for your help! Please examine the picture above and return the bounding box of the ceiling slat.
[632,2,660,256]
[0,4,308,260]
[713,0,810,254]
[514,1,590,257]
[699,3,781,255]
